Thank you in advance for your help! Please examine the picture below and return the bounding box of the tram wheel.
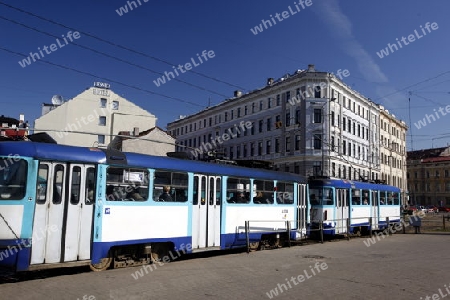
[90,257,112,272]
[249,241,260,251]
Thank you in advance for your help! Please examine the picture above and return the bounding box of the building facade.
[167,64,407,190]
[407,146,450,206]
[34,83,156,147]
[379,107,408,202]
[109,126,175,156]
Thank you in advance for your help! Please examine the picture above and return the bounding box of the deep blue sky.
[1,0,449,150]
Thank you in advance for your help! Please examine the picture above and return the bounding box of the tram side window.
[0,158,27,200]
[388,192,399,205]
[70,166,82,205]
[36,165,48,204]
[351,189,361,205]
[226,177,250,204]
[253,180,274,204]
[52,164,65,204]
[323,188,333,205]
[106,167,149,201]
[309,187,333,205]
[379,191,386,205]
[85,167,96,205]
[153,171,188,202]
[362,190,370,205]
[276,182,294,204]
[309,188,320,205]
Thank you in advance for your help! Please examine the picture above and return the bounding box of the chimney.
[133,127,139,136]
[234,90,242,97]
[307,64,315,72]
[267,78,274,86]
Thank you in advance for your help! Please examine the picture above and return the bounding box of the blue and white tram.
[308,178,401,236]
[0,141,308,272]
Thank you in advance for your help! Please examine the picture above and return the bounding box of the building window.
[295,109,301,125]
[348,119,351,133]
[266,140,271,154]
[276,94,281,106]
[259,120,263,133]
[267,118,272,131]
[286,113,291,127]
[251,123,255,135]
[225,112,228,122]
[275,138,280,153]
[343,141,346,155]
[100,98,107,108]
[250,143,255,156]
[99,116,106,126]
[258,142,262,156]
[314,86,321,98]
[112,101,119,110]
[313,134,322,149]
[243,145,247,157]
[285,137,291,152]
[295,135,301,151]
[252,103,256,113]
[244,106,248,115]
[313,109,322,123]
[343,117,346,131]
[313,161,321,175]
[331,111,335,126]
[286,91,291,102]
[237,108,241,118]
[267,98,272,108]
[259,101,263,111]
[331,136,335,151]
[98,135,105,144]
[445,170,449,178]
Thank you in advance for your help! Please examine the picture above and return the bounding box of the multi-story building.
[34,82,157,147]
[379,106,408,203]
[167,64,407,185]
[407,146,450,206]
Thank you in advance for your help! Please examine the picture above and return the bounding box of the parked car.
[438,207,450,212]
[425,206,438,213]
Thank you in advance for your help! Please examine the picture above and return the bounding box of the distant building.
[167,64,407,188]
[34,82,157,147]
[109,126,175,156]
[0,114,28,140]
[407,146,450,206]
[379,106,408,204]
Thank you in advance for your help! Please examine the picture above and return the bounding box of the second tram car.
[308,177,401,236]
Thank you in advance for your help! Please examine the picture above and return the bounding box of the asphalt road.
[1,233,449,300]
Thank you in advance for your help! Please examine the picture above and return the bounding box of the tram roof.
[309,178,401,192]
[0,141,307,183]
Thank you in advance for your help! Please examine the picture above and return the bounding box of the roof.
[407,146,450,161]
[309,178,401,192]
[0,141,307,183]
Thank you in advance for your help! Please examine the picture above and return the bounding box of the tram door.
[371,190,379,230]
[192,175,221,250]
[64,164,96,261]
[31,162,96,265]
[335,189,348,234]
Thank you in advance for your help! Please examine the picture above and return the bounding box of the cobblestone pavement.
[1,233,449,300]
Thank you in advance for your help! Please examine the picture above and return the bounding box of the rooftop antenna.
[51,95,64,105]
